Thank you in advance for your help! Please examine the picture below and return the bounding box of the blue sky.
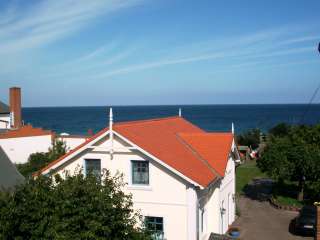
[0,0,319,106]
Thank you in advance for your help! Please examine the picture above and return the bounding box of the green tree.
[237,128,261,149]
[0,171,151,240]
[257,124,320,201]
[269,123,291,137]
[16,140,67,178]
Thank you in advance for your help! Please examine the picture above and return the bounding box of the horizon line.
[22,102,320,108]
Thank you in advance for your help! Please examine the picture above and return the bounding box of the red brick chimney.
[9,87,22,129]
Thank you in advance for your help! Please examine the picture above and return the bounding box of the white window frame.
[128,159,152,190]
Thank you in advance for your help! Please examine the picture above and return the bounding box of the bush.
[0,171,151,240]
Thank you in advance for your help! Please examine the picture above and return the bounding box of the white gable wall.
[53,135,191,240]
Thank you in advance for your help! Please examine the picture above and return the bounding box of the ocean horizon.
[22,104,320,135]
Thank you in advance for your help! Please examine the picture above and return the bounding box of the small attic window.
[132,160,149,185]
[84,159,101,178]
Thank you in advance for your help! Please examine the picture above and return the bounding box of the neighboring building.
[0,100,10,129]
[57,134,88,152]
[37,110,240,240]
[0,87,22,130]
[0,146,24,190]
[0,125,53,164]
[237,145,251,161]
[0,87,55,164]
[0,87,87,164]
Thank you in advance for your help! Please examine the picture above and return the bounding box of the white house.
[0,125,53,164]
[0,87,54,164]
[0,87,90,164]
[0,87,23,130]
[37,109,240,240]
[0,100,10,129]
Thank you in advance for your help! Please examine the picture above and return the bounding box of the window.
[132,160,149,185]
[85,159,101,178]
[145,216,164,240]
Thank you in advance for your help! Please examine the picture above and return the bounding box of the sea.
[22,104,320,135]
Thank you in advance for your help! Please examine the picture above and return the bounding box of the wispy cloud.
[1,1,318,89]
[280,35,320,45]
[22,24,318,83]
[0,0,143,53]
[88,29,317,79]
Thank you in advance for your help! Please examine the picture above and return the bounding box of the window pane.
[85,159,101,177]
[132,161,149,185]
[145,216,164,239]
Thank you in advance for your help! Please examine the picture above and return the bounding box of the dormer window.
[132,160,149,185]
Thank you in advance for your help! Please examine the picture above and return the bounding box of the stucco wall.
[0,135,52,164]
[0,114,10,129]
[203,184,221,238]
[58,136,87,151]
[219,156,236,233]
[198,155,235,239]
[53,135,190,240]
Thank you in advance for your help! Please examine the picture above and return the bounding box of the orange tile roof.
[114,117,217,186]
[0,125,52,139]
[37,116,233,187]
[178,133,233,177]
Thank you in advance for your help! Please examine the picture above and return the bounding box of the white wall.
[53,134,191,240]
[218,156,236,234]
[58,136,87,151]
[0,114,10,129]
[0,135,52,164]
[198,181,220,240]
[197,156,235,239]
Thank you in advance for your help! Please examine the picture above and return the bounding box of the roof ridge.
[178,132,232,136]
[114,116,181,126]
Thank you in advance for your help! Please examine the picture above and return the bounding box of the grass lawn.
[236,160,267,194]
[272,181,305,207]
[236,161,305,207]
[273,195,303,208]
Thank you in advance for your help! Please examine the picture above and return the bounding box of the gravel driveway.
[233,178,313,240]
[233,196,313,240]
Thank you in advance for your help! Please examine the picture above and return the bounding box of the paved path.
[233,196,313,240]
